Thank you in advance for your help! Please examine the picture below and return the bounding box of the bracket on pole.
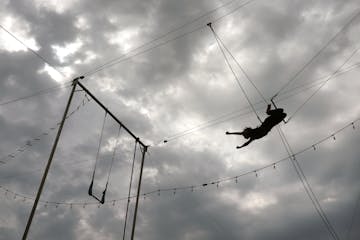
[207,22,214,32]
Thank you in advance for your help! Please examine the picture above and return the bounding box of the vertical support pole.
[22,76,82,240]
[130,145,148,240]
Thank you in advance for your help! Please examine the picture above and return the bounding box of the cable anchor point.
[72,76,85,85]
[206,22,214,31]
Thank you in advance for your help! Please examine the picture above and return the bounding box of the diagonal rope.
[272,8,360,99]
[287,46,360,122]
[208,23,263,123]
[345,191,360,240]
[1,0,255,106]
[122,140,138,240]
[0,83,72,107]
[207,26,342,238]
[209,24,268,105]
[0,25,66,78]
[0,92,91,166]
[84,0,256,77]
[276,127,340,240]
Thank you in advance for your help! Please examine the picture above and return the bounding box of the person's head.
[242,127,253,139]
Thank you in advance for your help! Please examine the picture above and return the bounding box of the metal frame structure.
[22,77,148,240]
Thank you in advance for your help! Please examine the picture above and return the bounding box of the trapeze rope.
[88,111,107,197]
[208,23,268,105]
[207,22,263,123]
[122,139,138,240]
[100,124,122,204]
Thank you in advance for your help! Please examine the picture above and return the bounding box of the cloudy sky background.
[0,0,360,239]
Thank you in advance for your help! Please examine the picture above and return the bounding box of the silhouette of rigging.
[226,104,287,148]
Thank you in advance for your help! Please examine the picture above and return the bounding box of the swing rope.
[122,139,138,240]
[88,111,107,199]
[272,8,360,100]
[100,124,122,204]
[208,23,268,105]
[207,23,263,123]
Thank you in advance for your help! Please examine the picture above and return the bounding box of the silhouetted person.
[226,104,287,149]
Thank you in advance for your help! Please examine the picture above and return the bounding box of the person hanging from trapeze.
[226,104,287,149]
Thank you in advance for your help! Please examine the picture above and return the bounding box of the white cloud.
[106,28,140,52]
[0,16,39,52]
[51,39,83,63]
[33,0,80,14]
[221,190,277,214]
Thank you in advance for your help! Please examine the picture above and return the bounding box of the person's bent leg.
[236,139,252,149]
[226,131,244,135]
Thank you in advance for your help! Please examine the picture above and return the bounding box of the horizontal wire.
[83,0,256,76]
[0,93,91,166]
[0,82,72,107]
[0,116,358,207]
[82,0,254,76]
[0,25,66,78]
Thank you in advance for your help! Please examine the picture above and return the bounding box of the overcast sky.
[0,0,360,239]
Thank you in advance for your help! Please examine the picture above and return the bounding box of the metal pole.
[76,81,146,148]
[130,145,148,240]
[22,76,82,240]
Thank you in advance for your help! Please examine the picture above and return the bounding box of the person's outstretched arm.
[236,139,253,149]
[266,104,271,115]
[226,131,243,135]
